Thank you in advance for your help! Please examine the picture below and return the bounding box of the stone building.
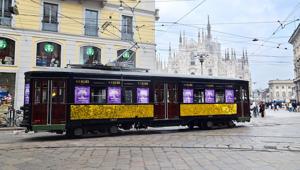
[289,24,300,102]
[0,0,157,109]
[268,79,295,102]
[160,17,251,82]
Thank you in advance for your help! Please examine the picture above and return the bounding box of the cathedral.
[157,17,251,82]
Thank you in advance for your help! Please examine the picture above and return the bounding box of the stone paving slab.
[0,110,300,169]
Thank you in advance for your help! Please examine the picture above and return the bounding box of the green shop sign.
[44,43,54,53]
[0,39,7,50]
[123,51,131,60]
[86,47,95,56]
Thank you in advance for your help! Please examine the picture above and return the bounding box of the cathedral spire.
[169,42,172,58]
[198,29,201,44]
[183,31,186,47]
[245,49,248,63]
[207,15,212,40]
[202,28,205,42]
[179,31,182,44]
[233,49,236,60]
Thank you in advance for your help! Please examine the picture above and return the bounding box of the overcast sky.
[155,0,300,89]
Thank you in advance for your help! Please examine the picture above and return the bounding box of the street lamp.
[194,54,207,76]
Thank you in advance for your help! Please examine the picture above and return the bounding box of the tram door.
[32,79,67,125]
[154,82,180,119]
[237,86,250,118]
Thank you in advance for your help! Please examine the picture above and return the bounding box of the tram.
[21,65,250,136]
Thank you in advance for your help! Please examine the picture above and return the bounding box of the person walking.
[259,102,265,117]
[292,102,297,112]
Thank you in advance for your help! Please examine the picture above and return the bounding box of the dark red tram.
[21,67,250,136]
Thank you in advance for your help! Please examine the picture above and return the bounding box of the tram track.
[0,143,299,153]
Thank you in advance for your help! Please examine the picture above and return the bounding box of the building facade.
[0,0,157,109]
[289,24,300,102]
[268,79,295,102]
[160,17,251,82]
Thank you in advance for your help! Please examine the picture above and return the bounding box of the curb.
[0,127,25,131]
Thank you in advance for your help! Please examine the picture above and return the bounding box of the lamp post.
[194,54,207,76]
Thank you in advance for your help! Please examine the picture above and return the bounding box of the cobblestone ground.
[1,109,300,170]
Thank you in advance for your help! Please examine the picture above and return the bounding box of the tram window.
[215,90,224,103]
[225,89,234,103]
[194,89,204,103]
[52,81,65,103]
[34,82,41,104]
[42,85,48,103]
[154,89,163,103]
[205,89,215,103]
[124,88,133,104]
[183,89,193,103]
[235,89,241,102]
[168,85,178,103]
[52,87,65,103]
[91,87,106,104]
[107,87,121,104]
[137,88,149,104]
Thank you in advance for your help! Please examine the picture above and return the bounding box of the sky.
[154,0,300,89]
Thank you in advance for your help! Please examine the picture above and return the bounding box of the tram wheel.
[188,122,194,129]
[110,126,118,134]
[206,121,213,129]
[227,120,236,128]
[73,128,84,137]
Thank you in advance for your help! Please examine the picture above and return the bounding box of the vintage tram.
[21,66,250,136]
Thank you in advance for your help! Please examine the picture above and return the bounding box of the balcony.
[69,0,107,8]
[0,17,11,26]
[121,31,133,41]
[42,21,58,32]
[84,25,99,36]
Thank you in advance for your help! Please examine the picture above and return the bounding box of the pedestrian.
[292,102,297,112]
[288,103,292,112]
[259,102,265,117]
[253,104,258,117]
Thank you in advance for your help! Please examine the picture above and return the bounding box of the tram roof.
[27,67,248,82]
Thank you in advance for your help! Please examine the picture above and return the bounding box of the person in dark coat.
[259,102,265,117]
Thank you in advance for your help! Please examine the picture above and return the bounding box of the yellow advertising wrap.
[180,104,237,116]
[70,105,154,120]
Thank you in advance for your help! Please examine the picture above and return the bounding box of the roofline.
[27,67,248,82]
[289,23,300,44]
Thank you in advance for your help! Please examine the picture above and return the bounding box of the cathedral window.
[282,92,286,98]
[208,69,213,76]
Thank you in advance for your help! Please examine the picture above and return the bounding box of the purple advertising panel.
[183,89,193,103]
[108,87,121,104]
[225,89,234,103]
[205,89,215,103]
[24,83,30,104]
[74,86,90,104]
[137,88,149,104]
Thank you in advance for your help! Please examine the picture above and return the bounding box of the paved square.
[0,110,300,170]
